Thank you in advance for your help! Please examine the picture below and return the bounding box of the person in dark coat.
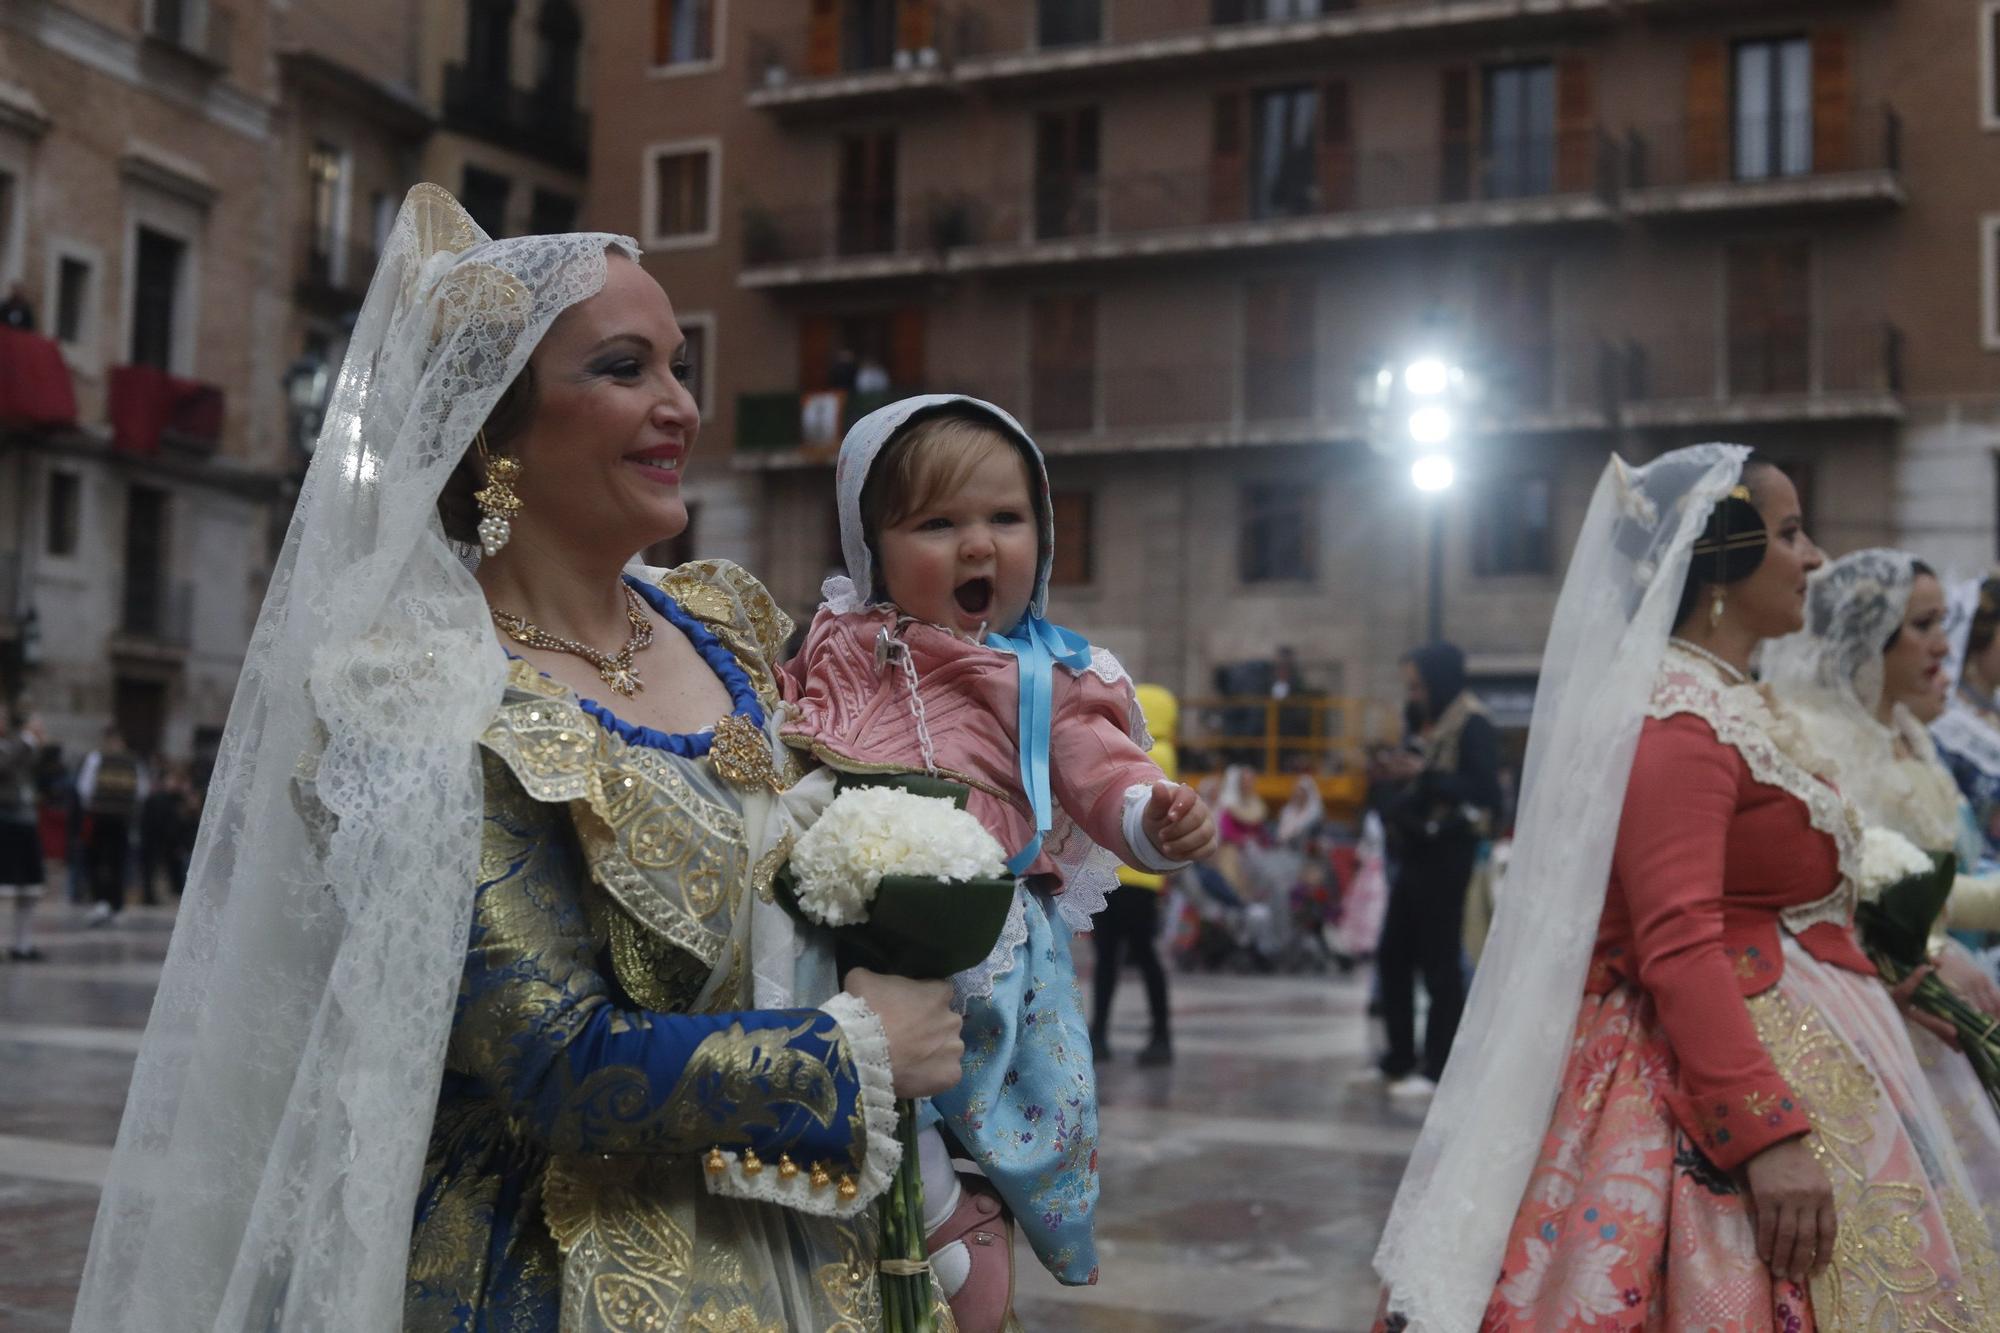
[1372,641,1501,1095]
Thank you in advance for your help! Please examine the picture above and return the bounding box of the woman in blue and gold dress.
[73,187,963,1332]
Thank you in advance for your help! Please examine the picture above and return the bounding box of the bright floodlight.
[1404,358,1451,397]
[1411,454,1455,492]
[1408,405,1454,445]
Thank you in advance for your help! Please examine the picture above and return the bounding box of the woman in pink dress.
[1375,446,2000,1331]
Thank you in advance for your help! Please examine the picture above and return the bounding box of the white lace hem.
[703,991,901,1218]
[952,883,1032,1010]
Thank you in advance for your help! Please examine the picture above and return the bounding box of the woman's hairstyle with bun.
[1672,453,1778,630]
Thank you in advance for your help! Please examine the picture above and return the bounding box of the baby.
[781,395,1216,1325]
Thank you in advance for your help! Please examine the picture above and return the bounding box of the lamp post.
[1362,351,1476,644]
[283,352,333,460]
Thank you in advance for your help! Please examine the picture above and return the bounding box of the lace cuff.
[1667,1075,1810,1172]
[1120,782,1185,874]
[702,991,902,1218]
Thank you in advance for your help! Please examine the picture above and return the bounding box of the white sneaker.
[1387,1074,1437,1100]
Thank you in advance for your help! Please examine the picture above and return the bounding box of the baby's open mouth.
[954,578,993,616]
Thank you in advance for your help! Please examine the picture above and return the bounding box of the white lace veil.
[1762,548,1916,719]
[1374,443,1749,1331]
[1936,574,2000,782]
[72,186,639,1331]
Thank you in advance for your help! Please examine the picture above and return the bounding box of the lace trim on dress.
[952,885,1031,1010]
[1647,649,1863,935]
[704,991,901,1218]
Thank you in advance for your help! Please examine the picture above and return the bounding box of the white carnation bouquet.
[1855,826,1935,904]
[789,784,1008,927]
[773,774,1017,1333]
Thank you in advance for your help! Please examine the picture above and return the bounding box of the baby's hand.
[1143,781,1218,864]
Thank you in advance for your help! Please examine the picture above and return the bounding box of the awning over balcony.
[0,328,78,430]
[109,363,224,456]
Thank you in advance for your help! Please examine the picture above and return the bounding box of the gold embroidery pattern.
[1748,986,1998,1331]
[661,1019,843,1142]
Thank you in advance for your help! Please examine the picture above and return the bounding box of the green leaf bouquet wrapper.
[1857,851,2000,1114]
[771,771,1017,1332]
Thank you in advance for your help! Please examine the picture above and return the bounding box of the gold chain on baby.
[491,582,656,697]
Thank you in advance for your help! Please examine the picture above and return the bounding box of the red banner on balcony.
[110,363,224,456]
[0,328,79,429]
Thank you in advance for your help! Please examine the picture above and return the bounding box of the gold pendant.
[711,713,784,793]
[599,662,642,697]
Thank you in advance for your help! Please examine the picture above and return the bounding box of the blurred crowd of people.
[0,707,206,961]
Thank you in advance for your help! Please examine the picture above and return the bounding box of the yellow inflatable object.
[1118,684,1179,892]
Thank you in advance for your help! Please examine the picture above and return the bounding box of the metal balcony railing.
[1621,321,1905,406]
[1623,104,1901,192]
[121,577,194,648]
[442,63,589,171]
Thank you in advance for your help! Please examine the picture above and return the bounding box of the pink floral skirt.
[1479,943,2000,1332]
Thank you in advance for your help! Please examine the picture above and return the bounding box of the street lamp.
[283,352,333,459]
[1362,348,1477,642]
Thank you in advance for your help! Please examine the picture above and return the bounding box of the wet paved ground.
[0,900,1417,1330]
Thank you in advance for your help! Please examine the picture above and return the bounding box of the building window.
[837,132,897,256]
[1985,4,2000,129]
[842,0,896,71]
[1472,474,1554,576]
[45,471,80,558]
[54,255,93,347]
[1215,0,1323,23]
[654,0,717,67]
[1733,36,1812,180]
[646,143,719,248]
[1726,239,1810,394]
[371,190,395,258]
[1035,107,1100,240]
[1239,481,1316,583]
[1038,0,1100,49]
[467,0,515,87]
[1031,294,1095,432]
[676,316,712,415]
[461,166,511,238]
[1483,62,1555,199]
[1243,278,1315,421]
[536,0,581,112]
[531,188,578,234]
[307,141,347,281]
[1250,86,1319,220]
[1050,490,1095,586]
[130,226,185,371]
[122,484,169,638]
[1985,216,2000,351]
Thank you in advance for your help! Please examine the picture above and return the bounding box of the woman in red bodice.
[1377,447,2000,1332]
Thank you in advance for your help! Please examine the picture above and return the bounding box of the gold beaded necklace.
[491,582,656,697]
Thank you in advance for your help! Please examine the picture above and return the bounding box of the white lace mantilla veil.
[71,185,640,1331]
[1760,551,1963,845]
[1373,442,1749,1332]
[1935,575,2000,779]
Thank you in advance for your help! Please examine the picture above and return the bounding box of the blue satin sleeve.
[446,799,870,1171]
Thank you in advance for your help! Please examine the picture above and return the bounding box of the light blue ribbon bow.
[987,614,1095,875]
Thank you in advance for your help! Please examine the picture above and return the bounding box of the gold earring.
[1709,588,1726,630]
[472,431,523,557]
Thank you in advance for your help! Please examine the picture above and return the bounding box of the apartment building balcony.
[139,0,236,79]
[946,135,1617,277]
[740,195,967,288]
[733,339,1610,465]
[442,64,590,172]
[954,0,1615,95]
[1620,322,1904,428]
[295,228,379,313]
[745,9,985,117]
[0,329,78,433]
[1623,106,1903,220]
[108,365,225,458]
